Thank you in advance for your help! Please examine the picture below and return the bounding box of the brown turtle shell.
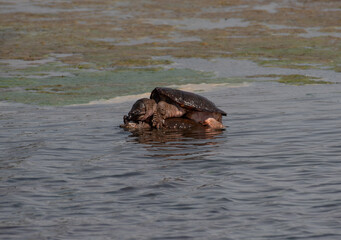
[150,87,227,116]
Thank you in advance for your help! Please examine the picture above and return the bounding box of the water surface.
[1,81,341,239]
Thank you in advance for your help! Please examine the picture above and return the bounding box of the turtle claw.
[152,113,165,129]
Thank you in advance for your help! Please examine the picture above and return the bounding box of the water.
[145,18,250,30]
[1,81,341,239]
[163,57,341,81]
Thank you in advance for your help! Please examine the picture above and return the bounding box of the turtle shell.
[150,87,226,116]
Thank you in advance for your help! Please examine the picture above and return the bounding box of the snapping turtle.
[151,87,226,129]
[122,98,203,130]
[123,87,226,129]
[123,98,156,124]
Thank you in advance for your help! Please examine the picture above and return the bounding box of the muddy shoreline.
[1,0,340,105]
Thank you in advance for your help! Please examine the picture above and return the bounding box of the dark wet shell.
[150,87,227,116]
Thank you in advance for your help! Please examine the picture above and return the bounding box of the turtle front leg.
[152,101,186,129]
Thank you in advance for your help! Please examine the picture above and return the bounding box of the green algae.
[1,0,341,105]
[0,68,246,106]
[256,59,325,70]
[247,74,334,85]
[114,59,173,67]
[277,75,334,86]
[1,0,340,71]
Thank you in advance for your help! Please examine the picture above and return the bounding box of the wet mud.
[0,0,340,105]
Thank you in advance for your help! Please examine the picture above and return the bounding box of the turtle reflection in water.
[129,127,224,145]
[121,87,227,130]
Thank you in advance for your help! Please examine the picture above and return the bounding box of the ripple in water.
[1,82,341,239]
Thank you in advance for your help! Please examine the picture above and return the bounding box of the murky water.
[146,18,250,30]
[1,80,341,239]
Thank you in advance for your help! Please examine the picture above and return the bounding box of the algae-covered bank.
[1,0,340,105]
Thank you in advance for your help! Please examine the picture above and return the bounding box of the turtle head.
[124,98,156,123]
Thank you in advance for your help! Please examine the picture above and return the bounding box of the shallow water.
[1,81,341,239]
[146,18,250,30]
